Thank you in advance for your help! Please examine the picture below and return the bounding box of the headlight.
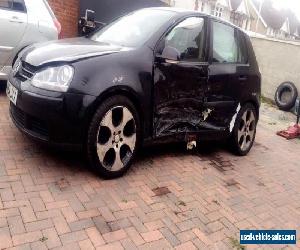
[31,65,74,92]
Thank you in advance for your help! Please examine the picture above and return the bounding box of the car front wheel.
[87,95,141,179]
[229,103,257,156]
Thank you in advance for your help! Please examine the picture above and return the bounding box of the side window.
[164,17,206,62]
[212,21,247,64]
[0,0,12,9]
[12,0,26,12]
[212,22,238,63]
[0,0,25,11]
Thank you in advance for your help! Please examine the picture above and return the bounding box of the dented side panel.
[205,61,259,132]
[153,61,210,137]
[204,63,242,129]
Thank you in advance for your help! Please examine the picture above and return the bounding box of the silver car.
[0,0,60,80]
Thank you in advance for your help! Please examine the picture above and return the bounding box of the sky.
[271,0,300,20]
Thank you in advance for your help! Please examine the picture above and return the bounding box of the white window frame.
[213,4,223,18]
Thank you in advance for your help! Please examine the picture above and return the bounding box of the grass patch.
[261,95,275,106]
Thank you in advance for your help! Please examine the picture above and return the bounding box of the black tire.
[87,95,141,179]
[229,103,257,156]
[275,82,298,111]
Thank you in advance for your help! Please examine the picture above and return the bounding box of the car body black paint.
[9,8,261,148]
[204,18,260,131]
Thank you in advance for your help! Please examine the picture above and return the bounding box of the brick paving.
[0,89,299,249]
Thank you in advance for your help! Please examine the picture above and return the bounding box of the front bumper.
[9,77,97,147]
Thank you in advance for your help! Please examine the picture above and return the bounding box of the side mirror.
[160,46,180,62]
[85,9,95,22]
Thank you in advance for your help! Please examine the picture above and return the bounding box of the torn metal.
[202,108,213,121]
[154,98,240,137]
[154,103,214,136]
[187,140,197,150]
[229,103,241,132]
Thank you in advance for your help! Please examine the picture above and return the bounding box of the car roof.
[145,7,246,35]
[147,6,208,15]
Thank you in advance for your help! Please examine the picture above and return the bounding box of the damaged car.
[7,8,261,178]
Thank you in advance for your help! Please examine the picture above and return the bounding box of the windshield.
[90,9,176,47]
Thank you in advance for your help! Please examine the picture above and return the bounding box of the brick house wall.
[48,0,79,38]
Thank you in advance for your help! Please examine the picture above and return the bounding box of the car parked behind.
[0,0,61,80]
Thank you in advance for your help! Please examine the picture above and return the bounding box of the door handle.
[197,76,208,81]
[239,75,248,81]
[9,16,23,23]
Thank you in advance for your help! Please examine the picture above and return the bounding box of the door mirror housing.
[160,46,180,62]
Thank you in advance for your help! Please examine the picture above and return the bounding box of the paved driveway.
[0,90,299,250]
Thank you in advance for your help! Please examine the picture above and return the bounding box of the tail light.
[54,18,63,39]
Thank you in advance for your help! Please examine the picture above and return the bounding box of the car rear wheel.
[229,103,257,156]
[87,95,141,179]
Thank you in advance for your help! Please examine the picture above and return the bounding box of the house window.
[212,4,223,18]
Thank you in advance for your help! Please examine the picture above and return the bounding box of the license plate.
[6,81,18,105]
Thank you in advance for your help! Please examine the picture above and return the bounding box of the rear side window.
[212,21,247,64]
[0,0,26,12]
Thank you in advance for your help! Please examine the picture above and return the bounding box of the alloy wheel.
[237,109,256,152]
[96,106,136,171]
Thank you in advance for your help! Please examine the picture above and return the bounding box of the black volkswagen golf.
[7,8,261,178]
